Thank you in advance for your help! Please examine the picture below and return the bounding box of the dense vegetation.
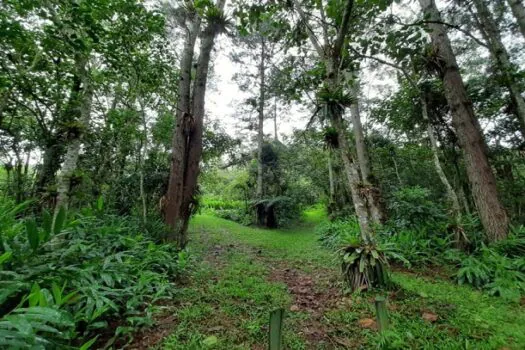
[1,0,524,348]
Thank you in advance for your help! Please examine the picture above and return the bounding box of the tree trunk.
[327,148,335,203]
[472,0,525,138]
[273,97,278,141]
[419,0,509,241]
[165,0,226,247]
[506,0,525,39]
[422,97,461,222]
[349,82,386,224]
[53,55,92,225]
[139,99,148,224]
[332,113,372,242]
[164,10,202,244]
[256,38,266,199]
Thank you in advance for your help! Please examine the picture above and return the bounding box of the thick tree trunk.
[506,0,525,39]
[54,55,92,224]
[473,0,525,138]
[165,0,225,247]
[165,12,202,244]
[256,38,266,199]
[419,0,509,241]
[349,82,386,224]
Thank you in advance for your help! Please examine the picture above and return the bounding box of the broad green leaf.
[25,218,39,251]
[0,252,12,266]
[42,210,52,240]
[53,206,67,234]
[80,336,98,350]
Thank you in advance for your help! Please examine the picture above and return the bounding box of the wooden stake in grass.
[269,308,284,350]
[375,296,389,332]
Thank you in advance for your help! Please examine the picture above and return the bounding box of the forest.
[1,0,525,348]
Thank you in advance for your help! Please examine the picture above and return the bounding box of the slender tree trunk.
[472,0,525,138]
[349,82,386,224]
[53,55,92,225]
[139,99,148,224]
[273,97,278,141]
[256,38,265,199]
[165,0,226,247]
[422,97,461,222]
[419,0,509,241]
[328,148,335,203]
[332,113,372,241]
[506,0,525,39]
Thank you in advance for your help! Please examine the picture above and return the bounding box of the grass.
[159,208,525,349]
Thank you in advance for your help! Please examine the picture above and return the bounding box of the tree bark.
[422,97,462,222]
[165,0,226,247]
[256,38,266,199]
[53,55,92,225]
[273,97,278,141]
[419,0,509,241]
[294,0,373,239]
[333,113,372,241]
[349,82,386,224]
[472,0,525,138]
[327,148,335,204]
[506,0,525,39]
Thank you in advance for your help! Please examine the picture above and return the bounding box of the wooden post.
[375,296,389,332]
[269,308,284,350]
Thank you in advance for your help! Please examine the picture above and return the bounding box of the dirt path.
[126,215,525,349]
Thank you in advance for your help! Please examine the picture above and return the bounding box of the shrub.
[455,247,525,301]
[388,186,446,230]
[316,217,360,249]
[0,198,186,347]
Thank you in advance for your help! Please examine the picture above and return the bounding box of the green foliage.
[388,186,446,230]
[341,242,391,292]
[455,248,525,301]
[0,198,185,346]
[316,217,360,249]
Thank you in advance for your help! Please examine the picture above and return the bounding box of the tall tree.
[506,0,525,39]
[293,0,375,239]
[419,0,509,241]
[164,0,227,247]
[470,0,525,138]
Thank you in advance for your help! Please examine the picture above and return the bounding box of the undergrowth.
[0,198,186,348]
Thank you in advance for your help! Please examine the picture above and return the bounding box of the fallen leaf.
[289,304,300,312]
[202,336,218,347]
[422,312,438,322]
[358,318,377,329]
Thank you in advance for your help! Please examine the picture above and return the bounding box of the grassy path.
[151,211,525,349]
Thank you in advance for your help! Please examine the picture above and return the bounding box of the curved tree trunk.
[472,0,525,138]
[506,0,525,39]
[419,0,509,242]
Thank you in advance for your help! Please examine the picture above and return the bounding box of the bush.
[316,217,360,249]
[0,198,186,347]
[455,247,525,301]
[388,186,446,230]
